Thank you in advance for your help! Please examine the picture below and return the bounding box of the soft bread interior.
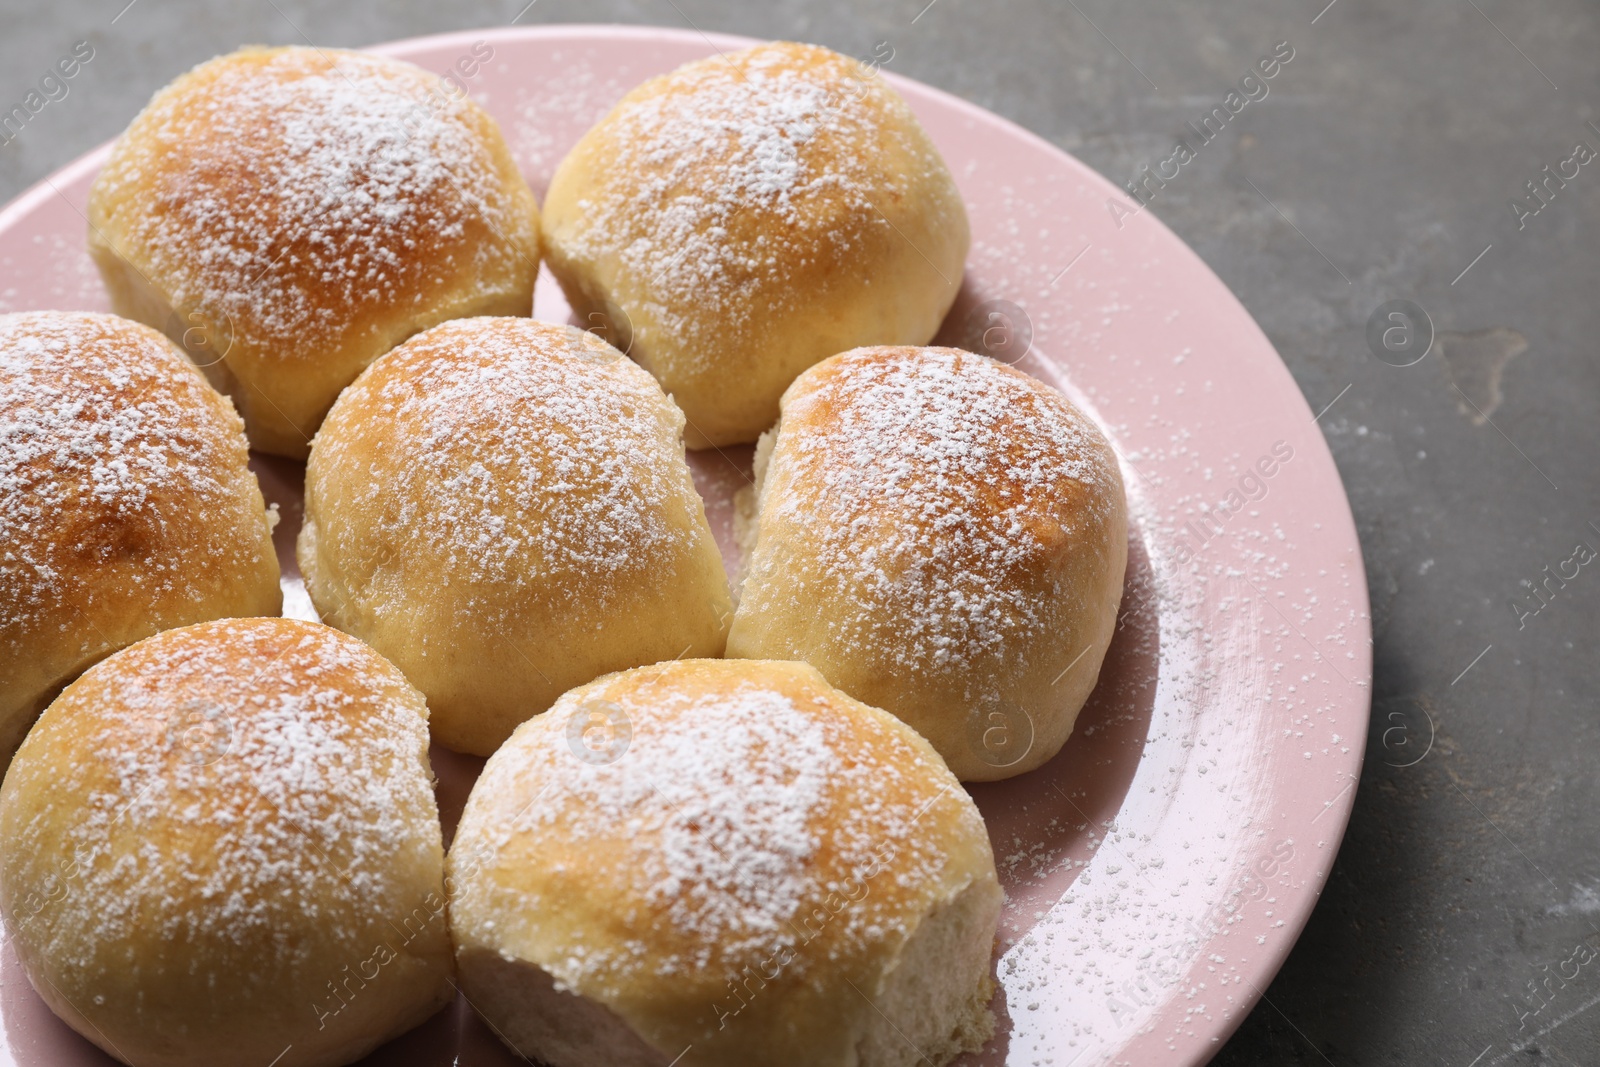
[730,422,779,606]
[855,876,1002,1067]
[456,873,1001,1067]
[456,947,667,1067]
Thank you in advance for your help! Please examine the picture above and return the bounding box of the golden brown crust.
[727,346,1128,780]
[0,618,453,1067]
[87,46,541,457]
[299,317,732,756]
[448,659,1000,1066]
[542,41,968,447]
[0,311,280,768]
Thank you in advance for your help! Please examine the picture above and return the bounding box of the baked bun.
[727,346,1127,781]
[87,46,540,458]
[0,618,453,1067]
[0,311,280,770]
[541,41,968,448]
[447,658,1001,1067]
[299,317,732,756]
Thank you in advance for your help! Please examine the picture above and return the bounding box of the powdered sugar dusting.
[91,47,535,360]
[510,58,630,193]
[2,619,439,968]
[306,319,685,625]
[555,43,931,352]
[456,663,980,994]
[602,687,830,947]
[0,311,261,650]
[757,347,1121,696]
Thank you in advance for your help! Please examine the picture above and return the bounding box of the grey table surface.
[2,1,1596,1064]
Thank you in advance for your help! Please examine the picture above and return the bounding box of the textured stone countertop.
[2,1,1596,1063]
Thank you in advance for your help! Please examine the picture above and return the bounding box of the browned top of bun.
[304,317,703,630]
[754,346,1124,698]
[0,618,442,1000]
[0,311,276,673]
[88,46,538,369]
[545,41,957,362]
[450,659,994,1051]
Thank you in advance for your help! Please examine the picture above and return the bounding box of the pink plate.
[0,25,1370,1067]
